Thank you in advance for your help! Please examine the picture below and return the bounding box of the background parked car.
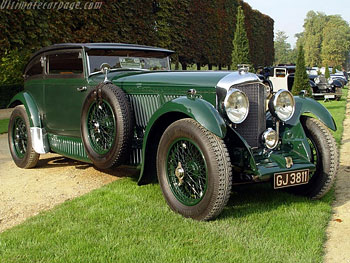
[264,65,342,100]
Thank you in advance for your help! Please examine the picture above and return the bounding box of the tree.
[303,11,327,67]
[321,15,350,68]
[298,11,350,68]
[325,63,330,78]
[292,45,312,96]
[231,5,250,69]
[274,31,293,65]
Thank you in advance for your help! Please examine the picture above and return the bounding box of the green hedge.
[0,84,23,109]
[0,1,274,70]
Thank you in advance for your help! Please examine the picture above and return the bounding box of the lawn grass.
[0,179,334,263]
[0,119,9,134]
[318,86,348,145]
[0,87,348,263]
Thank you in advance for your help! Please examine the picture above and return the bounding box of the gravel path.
[324,90,350,263]
[0,133,136,232]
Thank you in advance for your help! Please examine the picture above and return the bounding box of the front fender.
[146,96,226,138]
[138,96,226,184]
[287,96,336,131]
[8,92,41,127]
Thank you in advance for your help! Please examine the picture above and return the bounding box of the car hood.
[89,70,260,91]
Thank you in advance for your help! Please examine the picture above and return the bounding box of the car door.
[44,50,88,137]
[270,68,288,92]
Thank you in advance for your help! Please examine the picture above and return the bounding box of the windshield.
[87,49,170,74]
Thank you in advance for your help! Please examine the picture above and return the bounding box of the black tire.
[287,116,338,199]
[157,118,232,220]
[81,83,133,169]
[8,105,39,168]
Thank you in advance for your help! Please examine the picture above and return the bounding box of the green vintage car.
[8,43,338,220]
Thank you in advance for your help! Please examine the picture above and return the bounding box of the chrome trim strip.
[216,72,261,92]
[30,127,50,154]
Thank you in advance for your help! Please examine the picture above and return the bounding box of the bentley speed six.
[8,43,339,220]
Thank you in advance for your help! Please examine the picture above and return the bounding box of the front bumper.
[253,150,316,182]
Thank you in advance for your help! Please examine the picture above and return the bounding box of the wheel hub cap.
[175,162,185,185]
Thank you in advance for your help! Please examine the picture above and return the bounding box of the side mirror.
[100,63,111,83]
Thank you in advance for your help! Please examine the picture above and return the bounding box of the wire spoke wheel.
[166,138,208,206]
[12,116,28,158]
[157,118,232,221]
[87,100,116,155]
[8,105,39,168]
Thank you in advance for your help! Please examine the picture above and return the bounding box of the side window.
[26,57,43,77]
[48,52,83,75]
[275,69,286,78]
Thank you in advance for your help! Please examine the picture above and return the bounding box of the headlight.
[262,128,278,149]
[328,77,333,84]
[314,77,320,84]
[224,89,249,124]
[268,90,295,122]
[264,83,272,98]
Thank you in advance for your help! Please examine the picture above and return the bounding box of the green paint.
[288,96,336,131]
[48,133,91,163]
[8,92,41,127]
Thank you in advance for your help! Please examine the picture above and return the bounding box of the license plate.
[325,94,335,99]
[274,169,309,189]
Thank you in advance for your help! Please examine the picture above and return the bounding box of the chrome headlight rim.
[264,83,272,98]
[262,128,278,149]
[314,77,320,84]
[268,90,295,122]
[224,88,249,124]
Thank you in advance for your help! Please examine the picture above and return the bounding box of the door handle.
[77,86,87,92]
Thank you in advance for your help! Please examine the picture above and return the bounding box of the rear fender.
[8,92,41,128]
[8,92,49,154]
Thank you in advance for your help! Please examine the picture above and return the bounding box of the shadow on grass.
[219,182,331,220]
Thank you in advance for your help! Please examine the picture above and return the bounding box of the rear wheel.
[8,105,39,168]
[287,116,338,199]
[157,118,232,220]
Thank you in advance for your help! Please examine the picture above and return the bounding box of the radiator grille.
[234,83,266,148]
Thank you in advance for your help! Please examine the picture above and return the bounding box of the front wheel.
[156,118,232,221]
[287,116,338,199]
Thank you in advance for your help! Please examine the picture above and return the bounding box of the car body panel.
[8,91,41,127]
[287,96,336,131]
